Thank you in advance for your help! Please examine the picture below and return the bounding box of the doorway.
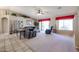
[1,17,8,34]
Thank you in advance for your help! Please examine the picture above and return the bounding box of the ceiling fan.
[37,9,43,14]
[35,8,48,15]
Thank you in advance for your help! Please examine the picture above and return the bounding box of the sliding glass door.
[39,21,50,32]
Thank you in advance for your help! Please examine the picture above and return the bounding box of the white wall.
[75,10,79,48]
[0,9,35,34]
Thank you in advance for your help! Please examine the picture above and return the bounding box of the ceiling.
[0,6,78,19]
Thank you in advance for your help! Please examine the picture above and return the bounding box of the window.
[59,19,73,30]
[39,18,50,32]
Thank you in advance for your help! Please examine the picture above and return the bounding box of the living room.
[0,6,79,52]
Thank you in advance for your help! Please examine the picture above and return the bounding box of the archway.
[1,17,8,34]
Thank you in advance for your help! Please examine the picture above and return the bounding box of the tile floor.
[0,34,33,52]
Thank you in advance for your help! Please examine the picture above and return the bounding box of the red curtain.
[56,15,74,20]
[38,18,51,22]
